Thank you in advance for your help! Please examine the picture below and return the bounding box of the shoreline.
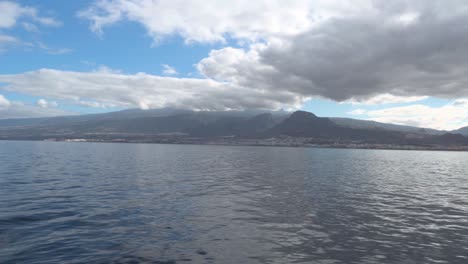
[1,138,468,152]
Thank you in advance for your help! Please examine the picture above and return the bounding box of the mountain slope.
[331,117,444,135]
[0,111,284,139]
[0,109,466,147]
[452,126,468,136]
[267,111,409,143]
[268,111,338,137]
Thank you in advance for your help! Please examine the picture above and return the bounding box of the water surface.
[1,141,467,263]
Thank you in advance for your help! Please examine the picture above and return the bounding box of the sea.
[1,141,467,264]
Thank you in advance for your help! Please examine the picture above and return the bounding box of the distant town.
[44,135,468,151]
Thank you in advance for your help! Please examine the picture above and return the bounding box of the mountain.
[430,133,468,145]
[452,126,468,136]
[0,109,286,140]
[268,111,337,137]
[267,111,410,144]
[0,109,466,149]
[331,117,445,135]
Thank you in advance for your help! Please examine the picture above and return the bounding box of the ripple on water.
[1,142,468,264]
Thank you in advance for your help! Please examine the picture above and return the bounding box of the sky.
[0,0,467,130]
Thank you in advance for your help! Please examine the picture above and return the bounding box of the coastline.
[2,137,468,152]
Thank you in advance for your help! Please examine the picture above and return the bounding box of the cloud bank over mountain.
[0,68,303,111]
[1,0,468,129]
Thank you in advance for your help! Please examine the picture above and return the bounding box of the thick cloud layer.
[0,69,304,111]
[2,0,468,127]
[29,0,468,103]
[351,99,468,130]
[197,0,468,102]
[78,0,330,43]
[0,94,74,119]
[0,102,75,119]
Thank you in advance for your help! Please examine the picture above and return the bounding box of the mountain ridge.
[0,109,467,149]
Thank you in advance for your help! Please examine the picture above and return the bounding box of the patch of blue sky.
[302,96,455,118]
[302,98,354,117]
[4,1,227,77]
[0,90,38,104]
[417,97,453,108]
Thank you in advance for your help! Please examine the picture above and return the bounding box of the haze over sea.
[1,141,467,264]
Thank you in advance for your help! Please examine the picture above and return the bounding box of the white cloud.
[0,34,22,52]
[0,34,37,53]
[453,98,468,106]
[0,68,304,111]
[77,100,116,108]
[0,94,11,108]
[78,1,468,107]
[348,109,367,115]
[37,98,48,108]
[192,1,468,104]
[22,22,39,32]
[0,0,466,129]
[79,0,364,43]
[37,42,72,55]
[0,101,75,119]
[362,101,468,130]
[162,64,178,75]
[0,1,61,29]
[33,16,62,27]
[346,94,428,105]
[0,1,26,28]
[0,95,72,119]
[1,37,70,54]
[0,1,61,53]
[37,98,58,108]
[393,11,420,26]
[0,34,18,43]
[93,65,122,74]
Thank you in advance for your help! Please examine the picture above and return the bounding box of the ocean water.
[0,141,467,264]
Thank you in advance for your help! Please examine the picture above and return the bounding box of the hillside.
[0,109,466,149]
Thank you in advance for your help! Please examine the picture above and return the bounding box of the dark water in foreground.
[1,141,467,264]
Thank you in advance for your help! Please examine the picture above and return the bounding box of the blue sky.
[1,0,215,75]
[0,0,467,130]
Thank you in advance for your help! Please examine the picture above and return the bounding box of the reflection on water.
[1,141,467,263]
